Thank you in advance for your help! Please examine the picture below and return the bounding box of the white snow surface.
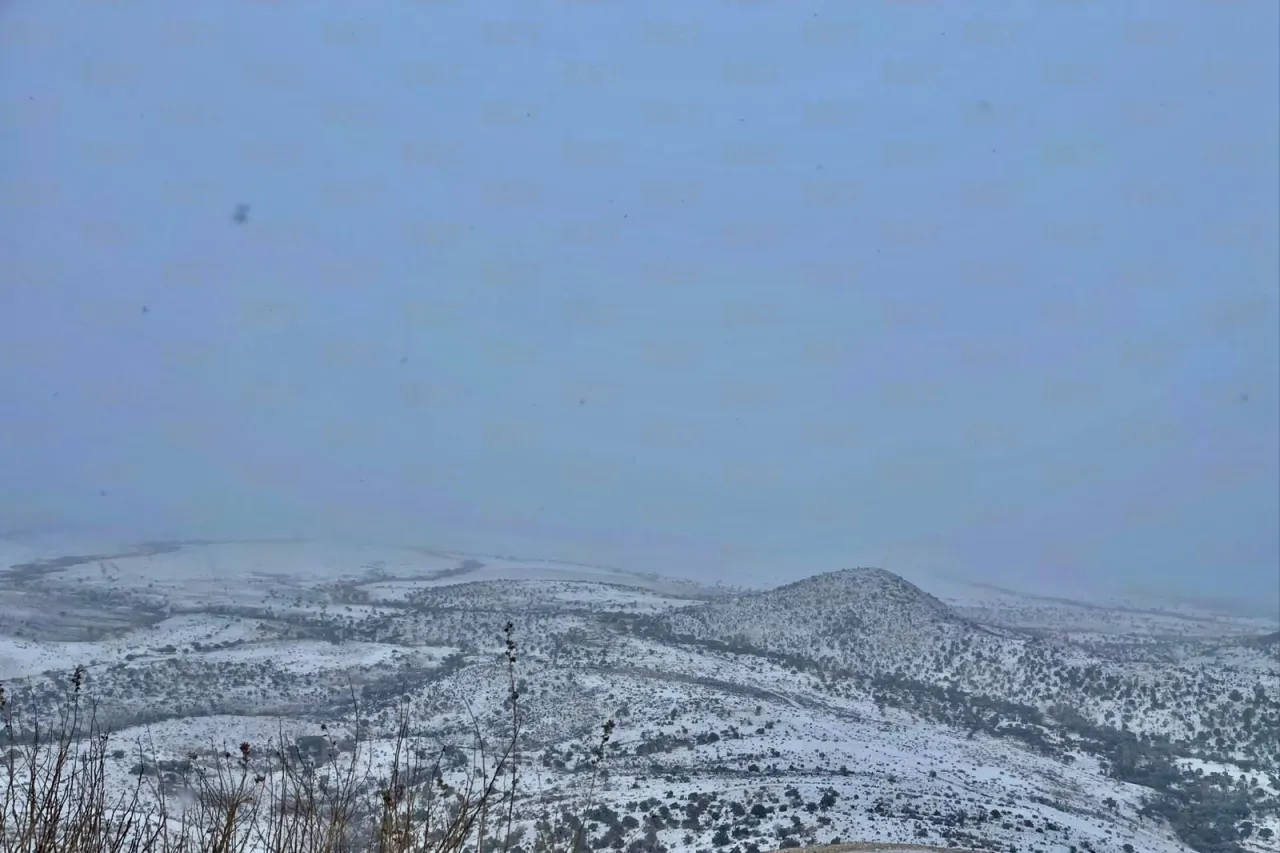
[0,538,1275,853]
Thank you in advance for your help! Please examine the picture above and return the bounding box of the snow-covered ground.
[0,538,1275,853]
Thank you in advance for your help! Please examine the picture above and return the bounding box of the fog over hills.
[2,0,1275,849]
[0,539,1275,853]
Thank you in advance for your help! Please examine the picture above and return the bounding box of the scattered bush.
[0,625,617,853]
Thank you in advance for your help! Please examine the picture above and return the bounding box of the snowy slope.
[0,539,1276,853]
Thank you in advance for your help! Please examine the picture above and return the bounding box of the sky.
[1,0,1277,609]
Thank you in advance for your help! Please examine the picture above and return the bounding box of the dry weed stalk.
[0,624,610,853]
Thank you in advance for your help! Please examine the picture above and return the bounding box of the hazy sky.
[2,0,1277,606]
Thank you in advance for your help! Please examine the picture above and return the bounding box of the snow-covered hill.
[0,539,1275,853]
[658,567,1022,672]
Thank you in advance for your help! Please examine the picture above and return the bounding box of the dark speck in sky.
[233,204,250,224]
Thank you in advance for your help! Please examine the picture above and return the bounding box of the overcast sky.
[2,0,1277,607]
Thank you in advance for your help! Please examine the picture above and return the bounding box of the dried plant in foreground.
[0,624,613,853]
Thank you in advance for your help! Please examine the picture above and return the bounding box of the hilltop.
[657,567,1020,675]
